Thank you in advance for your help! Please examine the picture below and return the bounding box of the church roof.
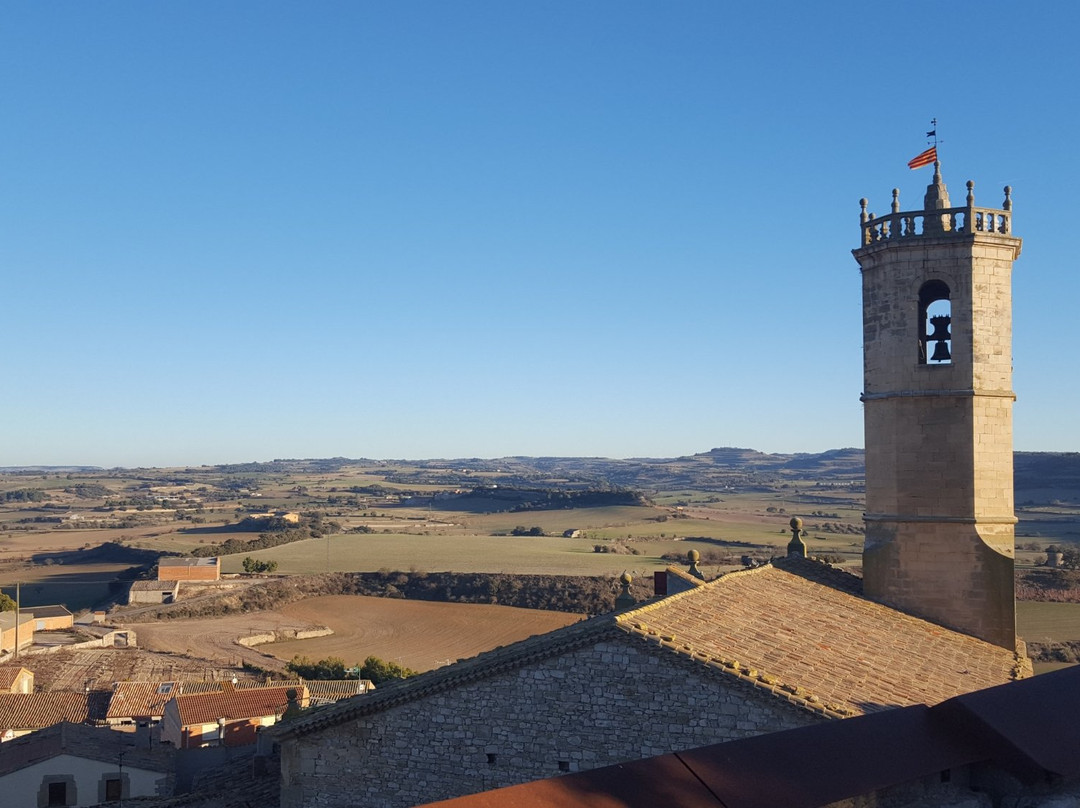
[619,557,1024,717]
[270,557,1025,741]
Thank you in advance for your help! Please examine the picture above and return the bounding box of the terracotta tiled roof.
[303,680,375,702]
[172,685,307,726]
[108,681,235,721]
[107,680,292,720]
[0,692,110,731]
[270,558,1026,740]
[0,721,172,778]
[617,557,1024,717]
[0,666,30,691]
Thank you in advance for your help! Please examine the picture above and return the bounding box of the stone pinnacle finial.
[859,198,869,224]
[923,161,951,211]
[1004,186,1013,211]
[787,517,807,559]
[687,549,704,580]
[614,571,635,609]
[891,188,900,213]
[966,180,975,207]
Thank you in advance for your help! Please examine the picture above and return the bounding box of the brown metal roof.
[934,664,1080,781]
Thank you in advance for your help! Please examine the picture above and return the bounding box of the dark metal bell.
[930,340,951,362]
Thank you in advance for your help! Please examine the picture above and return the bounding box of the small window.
[558,760,570,772]
[48,781,67,807]
[105,778,123,801]
[486,753,497,765]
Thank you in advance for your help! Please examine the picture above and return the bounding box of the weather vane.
[907,118,940,170]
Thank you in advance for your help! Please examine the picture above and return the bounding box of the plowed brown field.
[128,595,583,673]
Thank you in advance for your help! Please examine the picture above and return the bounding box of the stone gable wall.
[279,634,819,808]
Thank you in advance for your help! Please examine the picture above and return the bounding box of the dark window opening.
[105,778,123,801]
[48,781,67,807]
[558,760,570,772]
[486,753,497,765]
[940,768,952,783]
[918,280,952,365]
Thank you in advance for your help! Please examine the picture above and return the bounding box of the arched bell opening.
[918,280,952,364]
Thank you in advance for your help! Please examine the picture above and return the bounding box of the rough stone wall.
[279,634,818,808]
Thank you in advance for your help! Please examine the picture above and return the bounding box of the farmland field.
[1017,601,1080,644]
[222,532,805,578]
[129,595,583,673]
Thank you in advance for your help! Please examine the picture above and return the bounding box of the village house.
[161,684,308,749]
[127,580,180,605]
[106,681,245,730]
[20,605,74,632]
[105,679,373,730]
[0,721,173,807]
[0,611,36,656]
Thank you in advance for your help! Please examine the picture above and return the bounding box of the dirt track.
[127,595,583,673]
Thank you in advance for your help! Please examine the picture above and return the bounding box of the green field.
[1017,601,1080,643]
[222,533,766,578]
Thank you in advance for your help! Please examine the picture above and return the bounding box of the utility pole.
[13,582,19,660]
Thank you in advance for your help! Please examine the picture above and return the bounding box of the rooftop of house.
[270,557,1026,741]
[108,680,265,720]
[106,679,362,720]
[0,667,31,691]
[0,692,110,732]
[158,557,219,567]
[0,721,173,779]
[0,612,36,631]
[18,604,72,619]
[130,580,181,592]
[419,662,1080,808]
[170,685,308,726]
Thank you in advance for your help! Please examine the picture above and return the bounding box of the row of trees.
[286,655,416,684]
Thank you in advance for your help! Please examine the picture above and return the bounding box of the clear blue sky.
[2,2,1077,467]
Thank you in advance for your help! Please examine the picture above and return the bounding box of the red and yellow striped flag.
[907,146,937,170]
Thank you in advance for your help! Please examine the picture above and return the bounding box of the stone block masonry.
[279,635,816,808]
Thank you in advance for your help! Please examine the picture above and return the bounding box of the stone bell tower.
[853,162,1021,650]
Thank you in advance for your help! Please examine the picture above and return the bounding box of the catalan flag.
[907,145,937,170]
